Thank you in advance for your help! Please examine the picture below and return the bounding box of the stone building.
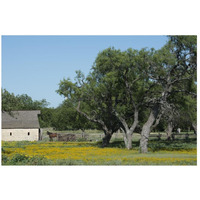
[1,110,41,141]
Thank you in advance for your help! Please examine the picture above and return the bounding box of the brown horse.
[47,131,58,141]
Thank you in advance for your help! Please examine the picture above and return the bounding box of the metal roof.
[2,110,41,129]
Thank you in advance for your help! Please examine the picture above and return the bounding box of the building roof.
[2,110,41,129]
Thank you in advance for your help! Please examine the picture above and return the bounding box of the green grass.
[1,138,197,165]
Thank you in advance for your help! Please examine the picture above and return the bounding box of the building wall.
[1,129,39,141]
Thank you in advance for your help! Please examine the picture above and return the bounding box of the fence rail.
[149,132,197,140]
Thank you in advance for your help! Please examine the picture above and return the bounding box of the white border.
[0,1,199,200]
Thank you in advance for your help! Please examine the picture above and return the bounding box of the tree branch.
[76,101,108,132]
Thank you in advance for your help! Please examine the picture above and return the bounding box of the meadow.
[1,138,197,165]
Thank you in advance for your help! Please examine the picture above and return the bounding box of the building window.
[28,132,30,136]
[10,132,12,136]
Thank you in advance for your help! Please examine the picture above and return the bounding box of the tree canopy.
[57,36,197,152]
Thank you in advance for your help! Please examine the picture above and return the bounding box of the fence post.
[172,133,175,140]
[185,133,189,140]
[158,133,161,140]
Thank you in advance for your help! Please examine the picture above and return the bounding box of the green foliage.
[39,107,55,128]
[2,154,51,165]
[57,37,197,147]
[1,89,19,112]
[2,154,9,163]
[148,139,196,152]
[10,153,29,163]
[57,66,121,135]
[2,89,49,112]
[26,155,51,165]
[51,100,97,131]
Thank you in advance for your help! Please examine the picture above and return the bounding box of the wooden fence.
[149,132,197,140]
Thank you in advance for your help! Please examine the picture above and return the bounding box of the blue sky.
[2,35,168,108]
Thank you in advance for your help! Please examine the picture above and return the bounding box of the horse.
[47,131,58,141]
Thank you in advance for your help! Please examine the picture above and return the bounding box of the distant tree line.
[1,89,97,130]
[2,89,49,111]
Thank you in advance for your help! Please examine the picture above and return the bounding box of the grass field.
[1,138,197,165]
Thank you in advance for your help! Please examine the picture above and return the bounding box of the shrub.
[148,139,197,152]
[2,154,9,164]
[10,154,29,163]
[27,156,51,165]
[54,159,82,165]
[5,154,51,165]
[2,147,5,153]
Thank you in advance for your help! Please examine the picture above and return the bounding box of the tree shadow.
[93,138,197,151]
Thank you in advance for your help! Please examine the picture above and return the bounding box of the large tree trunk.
[140,105,160,153]
[165,121,173,140]
[76,101,114,146]
[102,131,112,147]
[192,122,197,135]
[123,131,133,149]
[140,125,151,153]
[117,109,138,150]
